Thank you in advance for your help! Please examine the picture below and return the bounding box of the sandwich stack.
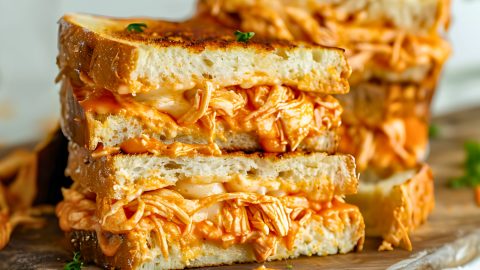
[198,0,450,250]
[55,14,364,269]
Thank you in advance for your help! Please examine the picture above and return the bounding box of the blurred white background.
[0,0,479,146]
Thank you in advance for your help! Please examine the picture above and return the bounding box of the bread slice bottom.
[346,164,434,251]
[66,142,358,201]
[66,205,364,270]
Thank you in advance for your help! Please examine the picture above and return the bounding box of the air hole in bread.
[203,58,214,67]
[305,162,318,168]
[164,161,181,170]
[247,168,257,176]
[202,73,213,79]
[275,48,289,59]
[278,170,294,179]
[83,157,91,165]
[312,51,323,63]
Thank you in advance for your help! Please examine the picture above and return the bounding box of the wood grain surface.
[1,107,480,270]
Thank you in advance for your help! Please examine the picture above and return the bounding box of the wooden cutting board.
[1,107,480,270]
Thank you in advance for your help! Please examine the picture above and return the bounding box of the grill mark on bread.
[109,18,318,52]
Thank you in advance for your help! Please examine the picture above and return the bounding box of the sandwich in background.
[54,13,364,269]
[197,0,450,250]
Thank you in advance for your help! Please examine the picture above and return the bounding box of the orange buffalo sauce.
[56,186,362,268]
[76,87,123,114]
[120,136,221,157]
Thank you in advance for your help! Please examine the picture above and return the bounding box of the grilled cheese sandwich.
[55,13,364,269]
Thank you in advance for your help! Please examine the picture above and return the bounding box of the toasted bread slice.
[57,13,351,95]
[64,205,364,270]
[60,78,340,153]
[346,164,434,251]
[66,142,358,201]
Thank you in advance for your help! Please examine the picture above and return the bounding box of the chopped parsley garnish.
[64,252,83,270]
[235,30,255,42]
[429,124,440,139]
[449,141,480,188]
[286,264,294,269]
[126,23,147,33]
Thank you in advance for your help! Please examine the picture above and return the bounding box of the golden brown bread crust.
[59,77,89,149]
[57,13,351,95]
[347,164,434,251]
[58,15,137,95]
[58,15,310,60]
[110,17,302,51]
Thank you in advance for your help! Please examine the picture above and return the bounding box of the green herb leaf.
[286,264,294,269]
[64,252,83,270]
[126,23,147,33]
[234,30,255,42]
[449,141,480,188]
[429,124,440,139]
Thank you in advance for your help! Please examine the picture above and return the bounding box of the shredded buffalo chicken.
[56,185,360,264]
[75,82,342,154]
[339,117,428,175]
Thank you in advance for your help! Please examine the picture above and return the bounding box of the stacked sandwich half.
[55,14,364,269]
[198,0,450,250]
